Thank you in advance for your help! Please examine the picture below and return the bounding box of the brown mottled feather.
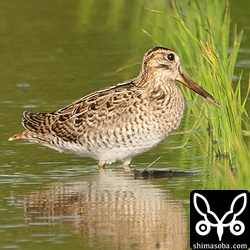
[22,81,145,143]
[9,47,219,169]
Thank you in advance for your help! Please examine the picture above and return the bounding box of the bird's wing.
[22,81,144,142]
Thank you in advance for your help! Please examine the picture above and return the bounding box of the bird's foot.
[122,162,131,172]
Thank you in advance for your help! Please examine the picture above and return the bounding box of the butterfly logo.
[193,193,247,241]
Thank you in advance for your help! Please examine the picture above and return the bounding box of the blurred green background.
[0,0,249,249]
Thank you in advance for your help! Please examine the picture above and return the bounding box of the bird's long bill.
[176,72,220,107]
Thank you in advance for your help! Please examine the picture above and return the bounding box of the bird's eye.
[167,53,175,61]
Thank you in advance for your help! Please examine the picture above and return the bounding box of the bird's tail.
[8,133,23,141]
[8,111,53,142]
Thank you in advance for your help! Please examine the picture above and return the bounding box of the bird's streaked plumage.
[9,47,219,170]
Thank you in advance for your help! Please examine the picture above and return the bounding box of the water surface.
[0,0,249,249]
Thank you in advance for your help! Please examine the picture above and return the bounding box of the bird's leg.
[98,161,106,170]
[98,161,114,172]
[122,161,131,171]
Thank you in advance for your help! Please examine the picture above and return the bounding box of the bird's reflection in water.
[24,172,187,249]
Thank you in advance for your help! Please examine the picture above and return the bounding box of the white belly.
[55,131,165,164]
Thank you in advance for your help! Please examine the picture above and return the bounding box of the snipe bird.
[9,47,219,170]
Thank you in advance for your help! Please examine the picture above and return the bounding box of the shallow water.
[0,1,249,249]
